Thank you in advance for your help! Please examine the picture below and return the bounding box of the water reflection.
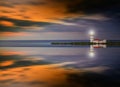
[88,44,106,58]
[0,46,120,87]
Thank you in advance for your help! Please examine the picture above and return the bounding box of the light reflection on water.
[0,46,120,87]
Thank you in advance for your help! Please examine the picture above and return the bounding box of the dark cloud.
[0,55,22,62]
[0,17,54,32]
[48,71,120,87]
[64,72,119,87]
[51,0,120,17]
[0,55,52,70]
[0,25,20,32]
[0,17,52,27]
[69,0,119,13]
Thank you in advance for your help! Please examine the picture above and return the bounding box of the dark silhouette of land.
[51,40,120,47]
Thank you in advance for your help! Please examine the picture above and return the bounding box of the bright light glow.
[89,51,95,58]
[89,30,95,35]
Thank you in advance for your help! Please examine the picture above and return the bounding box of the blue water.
[0,40,119,47]
[0,40,88,47]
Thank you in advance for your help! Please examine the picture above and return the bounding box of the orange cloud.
[0,0,82,23]
[0,62,111,87]
[0,32,29,37]
[0,51,25,56]
[0,60,14,67]
[0,21,14,27]
[0,64,78,87]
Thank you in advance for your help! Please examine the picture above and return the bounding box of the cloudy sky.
[0,0,120,40]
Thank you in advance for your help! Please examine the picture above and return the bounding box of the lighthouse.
[89,30,95,43]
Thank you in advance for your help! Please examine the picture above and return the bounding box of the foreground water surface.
[0,46,120,87]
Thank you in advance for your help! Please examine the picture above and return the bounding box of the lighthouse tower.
[89,30,95,43]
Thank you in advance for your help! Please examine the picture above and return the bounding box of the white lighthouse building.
[89,30,95,43]
[89,30,107,44]
[92,39,107,44]
[88,30,107,57]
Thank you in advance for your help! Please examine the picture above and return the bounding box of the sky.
[0,0,120,40]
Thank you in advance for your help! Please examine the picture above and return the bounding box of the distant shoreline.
[51,41,120,46]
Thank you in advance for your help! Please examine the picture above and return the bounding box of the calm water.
[0,46,120,87]
[0,40,89,47]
